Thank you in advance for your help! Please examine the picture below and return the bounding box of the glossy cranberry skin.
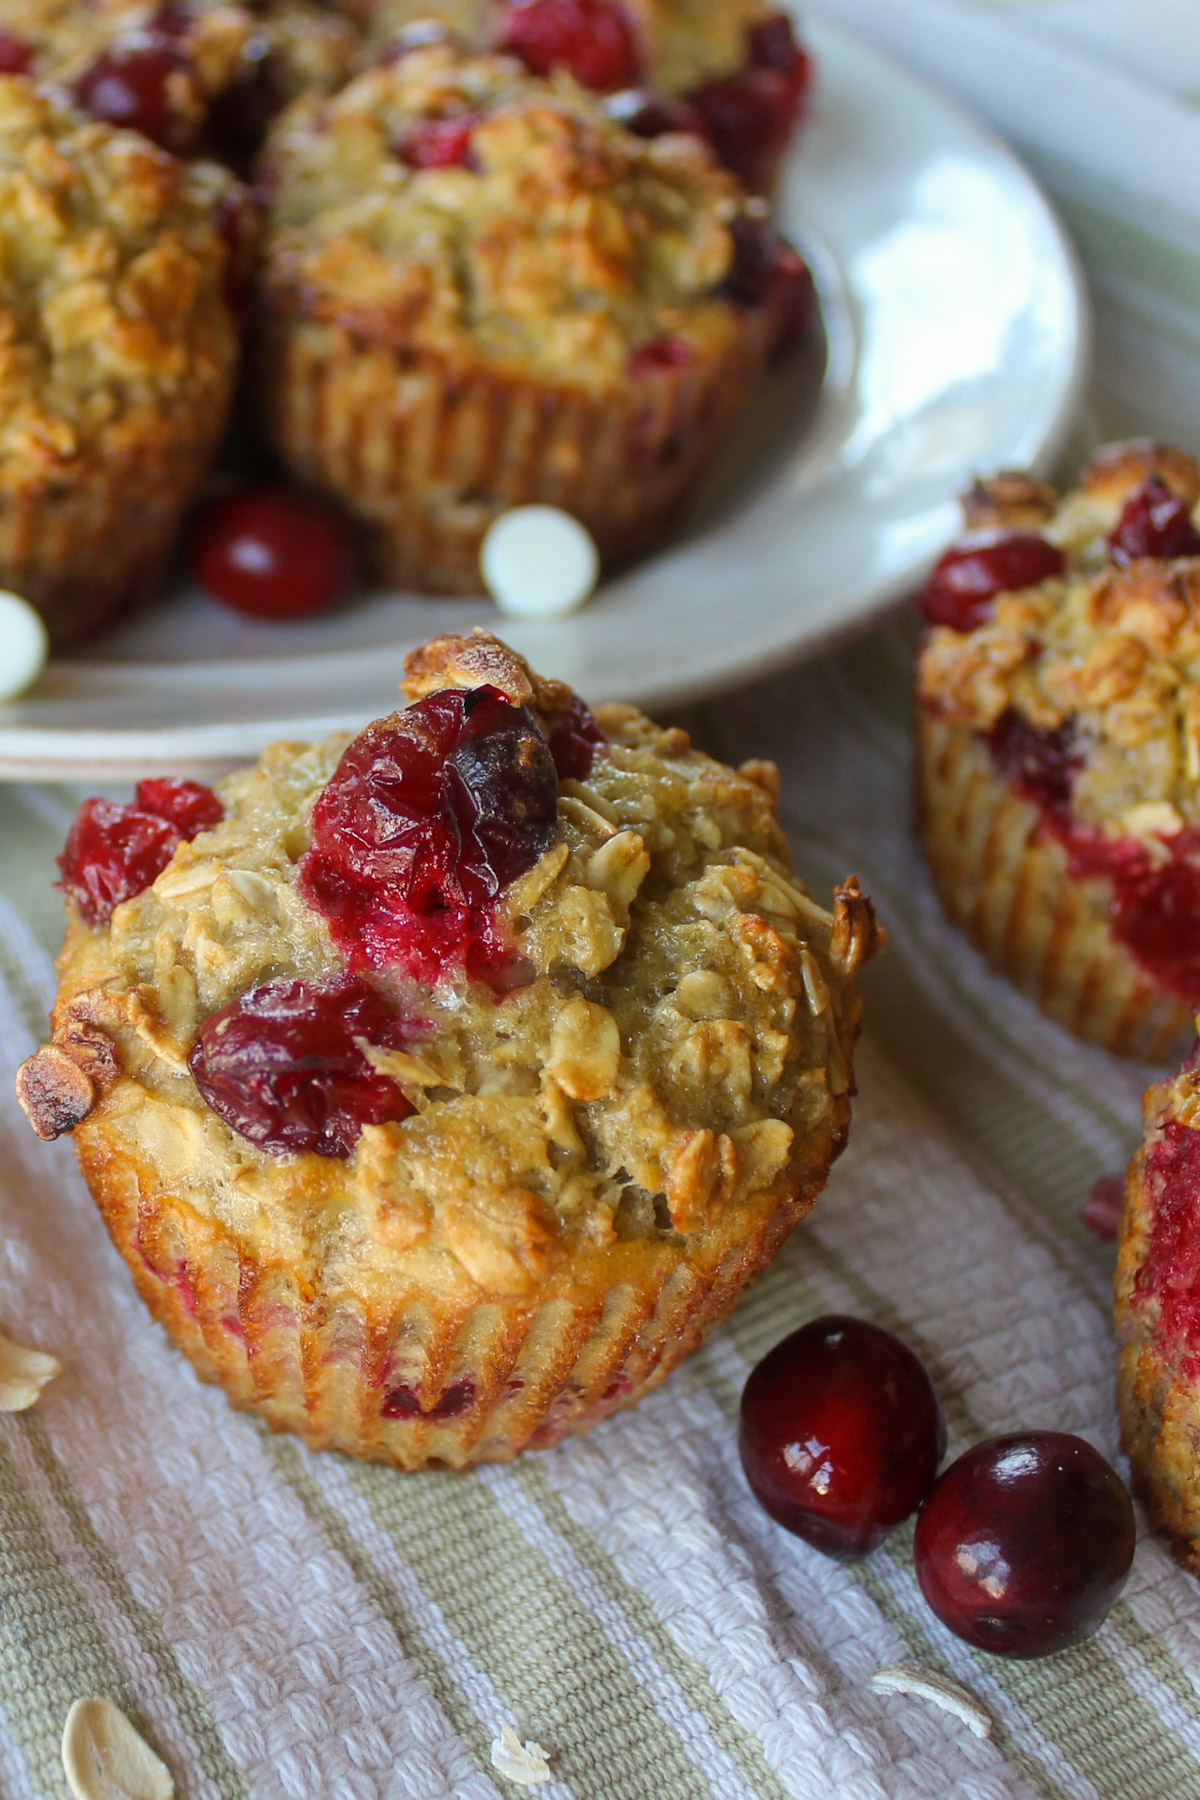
[921,530,1067,632]
[58,779,224,927]
[739,1315,947,1560]
[1108,474,1200,566]
[398,114,477,169]
[188,976,413,1159]
[192,489,353,620]
[298,685,559,985]
[74,34,201,153]
[914,1433,1135,1658]
[602,87,708,140]
[0,30,33,73]
[497,0,642,92]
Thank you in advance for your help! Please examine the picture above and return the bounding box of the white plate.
[0,14,1087,781]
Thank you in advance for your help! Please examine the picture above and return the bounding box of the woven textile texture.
[4,3,1200,1796]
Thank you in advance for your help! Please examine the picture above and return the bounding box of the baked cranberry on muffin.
[1116,1042,1200,1567]
[916,440,1200,1061]
[0,0,357,166]
[344,0,810,191]
[257,40,812,593]
[0,78,246,643]
[16,632,880,1470]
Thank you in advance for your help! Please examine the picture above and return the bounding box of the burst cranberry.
[922,530,1066,632]
[546,694,607,780]
[205,38,281,167]
[299,685,559,985]
[629,334,693,378]
[192,489,354,620]
[134,778,224,837]
[0,30,33,73]
[188,976,413,1159]
[498,0,642,92]
[398,114,477,169]
[720,217,813,355]
[987,709,1081,821]
[74,34,202,153]
[1133,1117,1200,1348]
[689,19,808,194]
[739,1315,946,1560]
[381,1377,476,1420]
[1107,473,1200,566]
[602,87,708,139]
[58,779,224,927]
[914,1433,1135,1658]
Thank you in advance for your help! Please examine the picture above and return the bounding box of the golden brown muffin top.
[918,440,1200,839]
[0,78,244,488]
[24,633,880,1308]
[260,40,761,384]
[349,0,773,95]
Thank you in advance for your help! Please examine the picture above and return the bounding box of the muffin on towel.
[17,631,880,1469]
[917,439,1200,1060]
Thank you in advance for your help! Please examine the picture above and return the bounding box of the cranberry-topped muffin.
[16,632,880,1469]
[0,78,245,642]
[917,440,1200,1060]
[345,0,811,191]
[0,0,357,166]
[257,40,811,593]
[1116,1045,1200,1567]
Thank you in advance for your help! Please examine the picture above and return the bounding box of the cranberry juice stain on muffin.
[0,78,247,643]
[916,439,1200,1059]
[0,0,357,166]
[256,39,811,594]
[17,632,880,1469]
[1116,1043,1200,1568]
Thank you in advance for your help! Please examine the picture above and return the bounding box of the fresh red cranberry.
[546,693,606,779]
[628,334,693,378]
[986,709,1081,821]
[497,0,642,92]
[299,685,560,986]
[739,1315,946,1560]
[720,216,813,355]
[58,779,223,926]
[0,30,33,73]
[398,114,477,169]
[922,531,1067,632]
[381,1377,476,1420]
[73,33,202,153]
[188,975,414,1159]
[192,488,353,620]
[134,777,224,837]
[602,87,708,140]
[914,1432,1135,1657]
[1107,474,1200,566]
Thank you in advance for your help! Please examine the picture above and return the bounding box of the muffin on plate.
[916,439,1200,1060]
[16,631,880,1469]
[343,0,811,192]
[257,40,811,593]
[0,78,245,644]
[1116,1043,1200,1568]
[0,0,357,166]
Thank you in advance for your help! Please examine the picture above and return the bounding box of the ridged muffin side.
[19,633,880,1468]
[0,79,246,642]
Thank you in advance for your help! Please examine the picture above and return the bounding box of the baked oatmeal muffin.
[16,631,880,1469]
[0,0,357,167]
[916,439,1200,1060]
[342,0,811,192]
[257,40,811,593]
[1116,1044,1200,1568]
[0,78,246,643]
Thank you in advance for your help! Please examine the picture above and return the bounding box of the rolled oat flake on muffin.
[17,631,881,1468]
[917,437,1200,1060]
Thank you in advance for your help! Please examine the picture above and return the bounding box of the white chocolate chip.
[490,1725,551,1786]
[62,1699,174,1800]
[0,590,48,701]
[481,507,599,620]
[0,1328,60,1411]
[869,1665,993,1739]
